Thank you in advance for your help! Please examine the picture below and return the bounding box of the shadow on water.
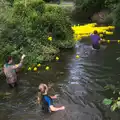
[1,32,120,120]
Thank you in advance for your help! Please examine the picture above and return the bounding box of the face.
[8,59,13,64]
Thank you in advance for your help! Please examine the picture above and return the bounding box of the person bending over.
[90,30,102,50]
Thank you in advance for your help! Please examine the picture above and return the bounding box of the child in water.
[37,83,65,113]
[3,54,26,88]
[90,30,102,50]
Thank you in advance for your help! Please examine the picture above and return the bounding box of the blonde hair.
[37,83,48,103]
[38,83,48,95]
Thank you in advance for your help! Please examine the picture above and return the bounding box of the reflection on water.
[0,41,120,120]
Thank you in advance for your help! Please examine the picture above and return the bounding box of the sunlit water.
[0,30,120,120]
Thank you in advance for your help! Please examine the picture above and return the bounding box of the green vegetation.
[74,0,120,26]
[0,0,74,67]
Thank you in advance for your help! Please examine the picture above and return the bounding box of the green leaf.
[103,98,112,105]
[118,97,120,100]
[111,103,117,111]
[117,101,120,108]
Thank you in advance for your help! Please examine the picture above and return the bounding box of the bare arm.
[12,59,23,69]
[12,54,26,69]
[49,105,65,112]
[37,92,41,104]
[50,94,59,99]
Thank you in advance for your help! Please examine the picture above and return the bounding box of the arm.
[45,96,65,112]
[12,54,26,69]
[12,59,23,69]
[49,105,65,112]
[50,94,59,99]
[37,92,41,104]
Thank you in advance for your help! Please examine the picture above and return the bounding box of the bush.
[74,0,105,21]
[113,3,120,26]
[0,0,74,67]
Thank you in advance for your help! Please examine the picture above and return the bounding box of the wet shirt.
[42,95,53,113]
[90,34,100,45]
[3,63,22,84]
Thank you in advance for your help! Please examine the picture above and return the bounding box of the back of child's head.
[38,83,48,95]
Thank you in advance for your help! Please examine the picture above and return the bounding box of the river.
[0,28,120,120]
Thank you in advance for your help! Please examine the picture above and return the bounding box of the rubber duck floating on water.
[76,55,80,59]
[33,67,37,71]
[56,56,59,61]
[37,64,41,67]
[45,66,50,71]
[72,23,115,41]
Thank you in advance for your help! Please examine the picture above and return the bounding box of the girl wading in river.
[37,83,65,113]
[3,54,26,88]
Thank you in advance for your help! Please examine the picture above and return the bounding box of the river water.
[0,30,120,120]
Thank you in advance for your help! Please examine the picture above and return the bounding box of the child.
[3,54,26,88]
[37,83,65,113]
[90,30,102,50]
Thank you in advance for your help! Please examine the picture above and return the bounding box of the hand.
[99,41,101,44]
[60,106,65,110]
[21,54,26,60]
[37,101,40,104]
[54,94,59,98]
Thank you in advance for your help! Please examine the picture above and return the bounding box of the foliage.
[0,0,74,67]
[103,97,120,112]
[74,0,120,26]
[103,98,112,105]
[74,0,105,21]
[113,3,120,26]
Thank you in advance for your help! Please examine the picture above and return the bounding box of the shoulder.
[44,95,51,101]
[44,95,51,99]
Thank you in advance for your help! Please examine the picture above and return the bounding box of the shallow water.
[1,34,120,120]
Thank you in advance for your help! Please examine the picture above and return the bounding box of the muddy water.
[0,35,120,120]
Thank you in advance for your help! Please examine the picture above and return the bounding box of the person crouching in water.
[37,83,65,113]
[3,54,26,88]
[90,30,102,50]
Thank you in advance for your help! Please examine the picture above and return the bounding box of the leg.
[8,82,18,88]
[8,84,14,88]
[92,44,100,50]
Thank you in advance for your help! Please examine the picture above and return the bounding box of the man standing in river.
[90,30,102,50]
[3,54,26,88]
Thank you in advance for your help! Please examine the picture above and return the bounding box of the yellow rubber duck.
[33,67,37,71]
[37,64,41,67]
[118,40,120,43]
[48,37,52,41]
[45,66,50,71]
[28,67,32,71]
[56,56,59,61]
[100,34,103,37]
[107,40,110,43]
[76,55,80,58]
[71,23,115,41]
